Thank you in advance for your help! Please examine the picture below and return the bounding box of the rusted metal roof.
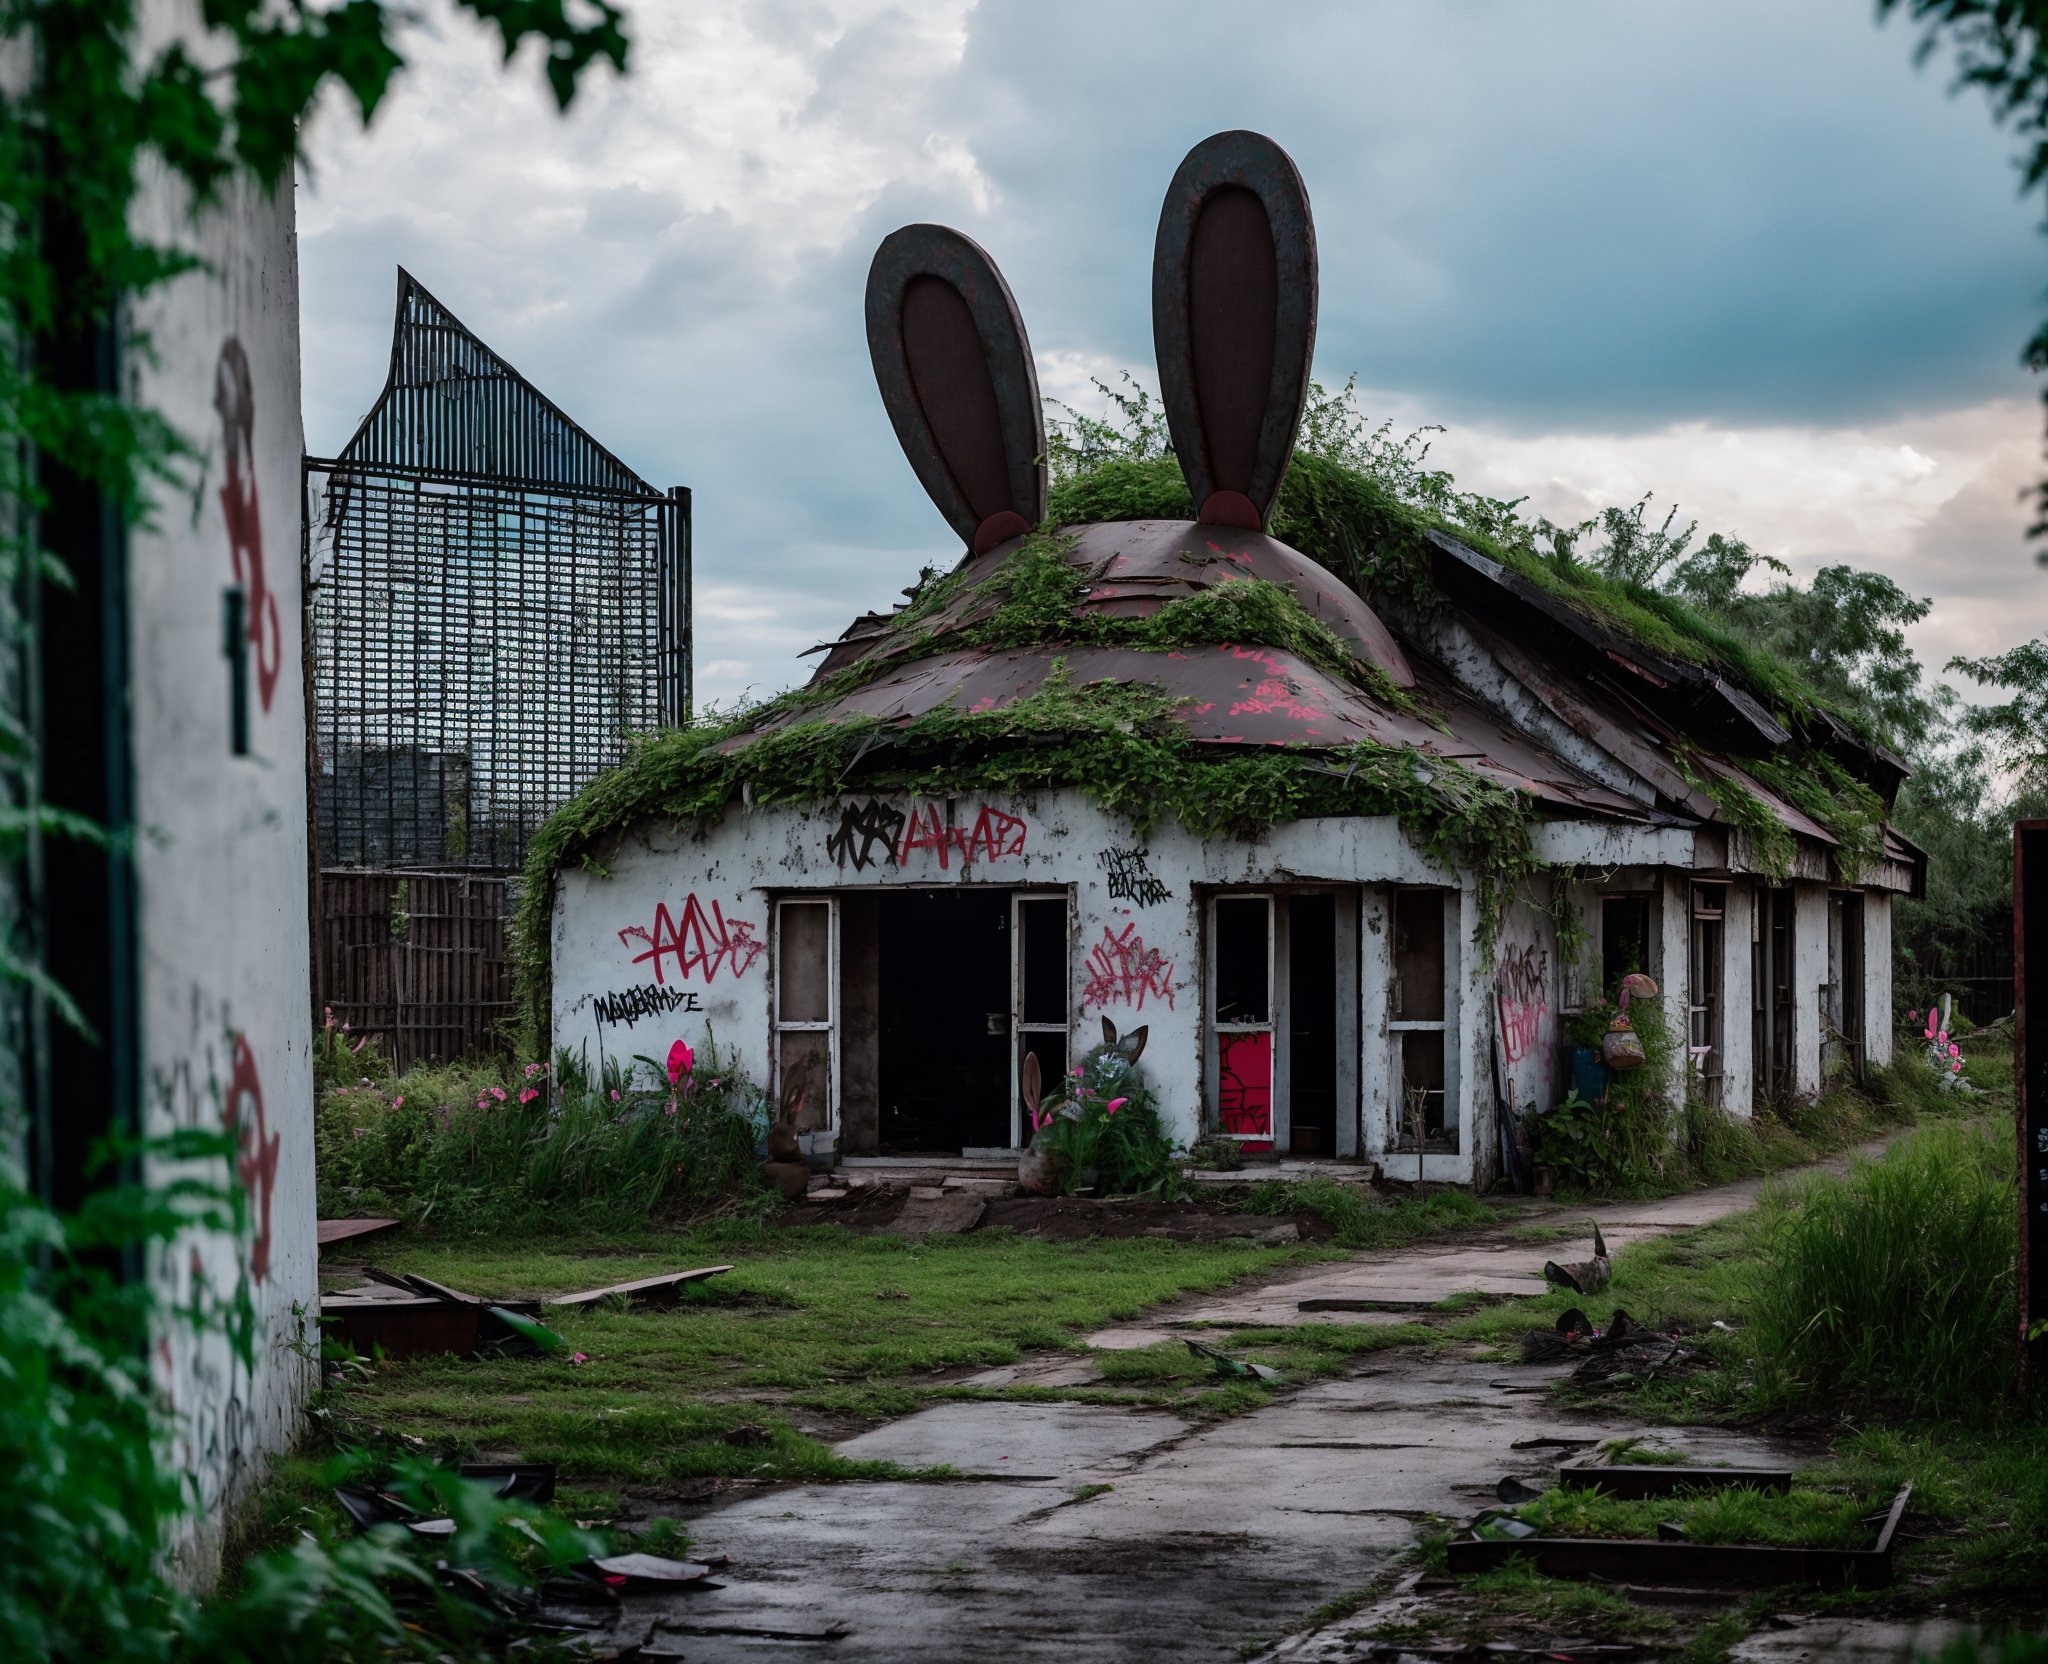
[807,519,1414,689]
[729,638,1645,819]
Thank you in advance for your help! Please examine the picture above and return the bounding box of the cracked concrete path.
[610,1158,1879,1662]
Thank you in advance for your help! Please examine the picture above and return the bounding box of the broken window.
[1210,894,1275,1149]
[1688,885,1725,1104]
[1390,888,1459,1153]
[775,898,835,1132]
[1012,893,1070,1147]
[1600,893,1651,998]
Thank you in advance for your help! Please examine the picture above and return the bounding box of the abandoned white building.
[539,131,1920,1189]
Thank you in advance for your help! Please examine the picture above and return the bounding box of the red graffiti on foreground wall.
[895,803,1028,869]
[1082,923,1176,1011]
[224,1033,281,1284]
[1496,941,1550,1072]
[216,339,281,712]
[619,896,765,986]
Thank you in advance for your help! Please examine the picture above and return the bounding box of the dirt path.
[594,1151,1887,1663]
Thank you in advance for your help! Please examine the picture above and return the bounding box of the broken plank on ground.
[317,1217,398,1248]
[546,1264,736,1309]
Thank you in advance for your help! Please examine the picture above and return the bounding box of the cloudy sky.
[297,0,2048,710]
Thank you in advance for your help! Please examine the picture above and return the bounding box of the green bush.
[1746,1121,2017,1418]
[1038,1052,1181,1196]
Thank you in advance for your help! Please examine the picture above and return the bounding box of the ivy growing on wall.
[512,657,1539,1045]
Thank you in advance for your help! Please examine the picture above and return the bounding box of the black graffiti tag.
[1098,845,1171,906]
[594,984,705,1028]
[826,799,906,871]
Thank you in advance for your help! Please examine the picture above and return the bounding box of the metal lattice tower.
[305,269,689,871]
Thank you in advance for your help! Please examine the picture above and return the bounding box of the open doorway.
[875,889,1012,1151]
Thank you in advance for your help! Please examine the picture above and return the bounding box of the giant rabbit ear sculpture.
[866,225,1047,556]
[1152,130,1318,533]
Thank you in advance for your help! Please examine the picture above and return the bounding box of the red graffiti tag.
[1496,942,1550,1072]
[895,803,1028,870]
[1082,923,1175,1011]
[619,896,765,985]
[224,1033,281,1284]
[216,339,280,712]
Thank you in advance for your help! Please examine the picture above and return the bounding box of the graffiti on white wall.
[1081,922,1176,1011]
[215,338,280,714]
[618,895,765,984]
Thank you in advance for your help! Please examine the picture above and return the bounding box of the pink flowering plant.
[1909,1001,1977,1095]
[1035,1049,1179,1196]
[315,1032,770,1230]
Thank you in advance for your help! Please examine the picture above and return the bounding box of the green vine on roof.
[511,665,1538,1046]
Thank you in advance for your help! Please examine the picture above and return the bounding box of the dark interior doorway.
[878,888,1012,1151]
[1287,894,1337,1154]
[1600,894,1652,999]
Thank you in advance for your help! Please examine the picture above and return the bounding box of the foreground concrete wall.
[128,134,316,1580]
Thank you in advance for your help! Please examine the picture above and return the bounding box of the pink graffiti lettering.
[216,339,281,712]
[894,803,1028,869]
[1496,942,1549,1068]
[1082,923,1175,1011]
[619,896,765,985]
[224,1033,281,1284]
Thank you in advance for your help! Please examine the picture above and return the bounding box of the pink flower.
[1937,1031,1948,1045]
[476,1093,488,1109]
[393,1096,403,1109]
[1070,1066,1084,1078]
[340,1021,350,1033]
[1948,1044,1961,1058]
[525,1062,544,1078]
[1106,1097,1128,1117]
[610,1089,622,1102]
[1952,1060,1963,1073]
[491,1087,508,1102]
[1907,1009,1919,1021]
[569,1352,589,1366]
[520,1087,540,1104]
[667,1039,695,1086]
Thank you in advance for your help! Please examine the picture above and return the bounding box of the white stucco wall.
[128,148,316,1581]
[1863,892,1894,1068]
[553,791,1509,1183]
[1792,882,1830,1099]
[1719,881,1755,1117]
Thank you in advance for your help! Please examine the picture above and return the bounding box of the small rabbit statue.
[761,1082,812,1201]
[1016,1050,1066,1195]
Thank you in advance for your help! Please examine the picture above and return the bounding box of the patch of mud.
[775,1189,1336,1242]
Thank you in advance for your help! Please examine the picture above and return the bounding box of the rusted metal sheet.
[1448,1482,1909,1589]
[317,1217,398,1249]
[2019,821,2048,1393]
[1152,131,1317,532]
[866,225,1045,557]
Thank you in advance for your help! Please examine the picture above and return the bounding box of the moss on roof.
[512,662,1537,1045]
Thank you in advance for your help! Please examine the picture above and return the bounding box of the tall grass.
[1745,1120,2017,1418]
[317,1046,770,1234]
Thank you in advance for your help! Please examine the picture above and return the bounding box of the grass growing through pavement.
[1507,1482,1874,1549]
[324,1220,1331,1483]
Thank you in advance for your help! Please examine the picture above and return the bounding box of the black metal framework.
[305,269,689,871]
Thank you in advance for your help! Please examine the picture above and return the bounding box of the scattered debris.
[546,1265,734,1310]
[1495,1476,1545,1504]
[317,1217,399,1249]
[889,1191,987,1236]
[1447,1471,1911,1589]
[1517,1305,1593,1362]
[1542,1222,1611,1295]
[1183,1337,1280,1381]
[586,1553,716,1589]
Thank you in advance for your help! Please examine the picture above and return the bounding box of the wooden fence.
[314,869,515,1071]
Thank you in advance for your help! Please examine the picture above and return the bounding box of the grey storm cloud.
[297,0,2048,703]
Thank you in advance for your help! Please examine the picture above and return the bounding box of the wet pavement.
[600,1148,1892,1662]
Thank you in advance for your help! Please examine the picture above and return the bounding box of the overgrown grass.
[1745,1120,2017,1418]
[1233,1174,1498,1245]
[324,1222,1325,1482]
[315,1042,768,1234]
[1509,1482,1874,1549]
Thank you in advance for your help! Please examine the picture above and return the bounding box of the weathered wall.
[1792,882,1830,1099]
[554,791,1505,1182]
[1863,893,1894,1069]
[127,130,316,1581]
[1720,882,1755,1118]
